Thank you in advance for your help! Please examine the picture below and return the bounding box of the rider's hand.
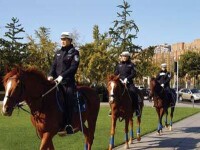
[54,76,63,84]
[123,78,128,84]
[161,84,164,87]
[47,76,53,81]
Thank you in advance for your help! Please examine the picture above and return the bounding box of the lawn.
[0,105,199,150]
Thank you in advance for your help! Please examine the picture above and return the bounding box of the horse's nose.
[2,106,12,116]
[109,95,114,104]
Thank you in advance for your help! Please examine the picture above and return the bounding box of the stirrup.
[65,125,74,135]
[57,128,67,136]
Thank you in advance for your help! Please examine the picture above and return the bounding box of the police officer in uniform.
[114,51,140,116]
[48,32,79,135]
[156,63,175,104]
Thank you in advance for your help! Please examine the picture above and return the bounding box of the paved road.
[112,101,200,150]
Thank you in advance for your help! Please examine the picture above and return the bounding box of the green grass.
[0,105,200,150]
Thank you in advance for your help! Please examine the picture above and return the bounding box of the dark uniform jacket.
[156,70,171,88]
[114,60,136,84]
[49,44,79,84]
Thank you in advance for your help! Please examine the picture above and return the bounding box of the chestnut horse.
[149,77,176,135]
[1,67,100,150]
[107,75,144,150]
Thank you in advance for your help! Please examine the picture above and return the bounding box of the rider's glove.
[123,78,128,84]
[161,84,164,87]
[47,76,53,81]
[54,76,63,84]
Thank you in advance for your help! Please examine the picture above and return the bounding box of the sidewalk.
[113,102,200,150]
[101,100,200,108]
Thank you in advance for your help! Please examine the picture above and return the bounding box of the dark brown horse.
[149,77,176,135]
[107,75,144,150]
[1,67,100,150]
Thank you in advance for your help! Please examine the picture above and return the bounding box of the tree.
[77,25,112,85]
[179,51,200,87]
[26,27,57,73]
[179,51,200,77]
[109,0,140,57]
[2,17,28,68]
[135,46,159,79]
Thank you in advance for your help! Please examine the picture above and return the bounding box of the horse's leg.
[156,108,163,135]
[165,109,168,128]
[136,115,141,141]
[159,108,165,134]
[81,124,90,150]
[128,118,134,144]
[169,106,175,131]
[109,116,117,150]
[85,114,98,150]
[40,132,55,150]
[124,118,129,149]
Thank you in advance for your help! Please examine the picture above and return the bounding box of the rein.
[42,82,59,98]
[14,81,59,113]
[119,79,132,103]
[16,102,31,115]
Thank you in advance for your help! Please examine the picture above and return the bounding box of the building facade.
[153,38,200,88]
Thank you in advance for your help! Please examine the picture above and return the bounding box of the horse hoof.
[137,136,141,141]
[128,139,133,144]
[124,144,129,149]
[169,126,172,131]
[108,146,113,150]
[156,132,161,136]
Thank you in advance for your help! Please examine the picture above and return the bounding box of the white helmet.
[60,32,73,40]
[161,63,167,68]
[120,51,130,57]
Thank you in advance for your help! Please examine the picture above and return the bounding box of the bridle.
[5,76,59,115]
[108,79,129,104]
[5,77,25,108]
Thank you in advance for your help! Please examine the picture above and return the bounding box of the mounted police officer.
[48,31,79,135]
[111,51,140,116]
[156,63,175,105]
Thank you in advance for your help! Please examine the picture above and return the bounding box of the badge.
[74,55,79,61]
[160,72,165,76]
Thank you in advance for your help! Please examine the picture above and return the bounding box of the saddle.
[56,86,86,113]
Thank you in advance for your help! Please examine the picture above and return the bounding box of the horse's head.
[2,68,24,116]
[149,77,162,98]
[149,77,156,98]
[107,75,124,104]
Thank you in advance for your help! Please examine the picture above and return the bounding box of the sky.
[0,0,200,49]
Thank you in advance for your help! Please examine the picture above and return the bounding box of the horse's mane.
[3,66,49,86]
[25,67,48,81]
[107,74,120,82]
[3,67,20,86]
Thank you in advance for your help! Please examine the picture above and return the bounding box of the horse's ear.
[14,65,25,76]
[107,74,111,81]
[5,65,11,73]
[107,74,114,81]
[114,74,120,80]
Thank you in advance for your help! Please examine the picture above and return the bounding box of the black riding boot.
[131,93,140,116]
[58,84,74,135]
[65,108,74,134]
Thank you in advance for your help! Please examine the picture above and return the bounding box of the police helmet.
[161,63,167,68]
[61,32,73,40]
[120,51,130,57]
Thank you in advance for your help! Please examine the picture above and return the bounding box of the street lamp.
[174,56,180,102]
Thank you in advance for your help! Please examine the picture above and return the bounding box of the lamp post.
[174,56,179,103]
[176,59,179,103]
